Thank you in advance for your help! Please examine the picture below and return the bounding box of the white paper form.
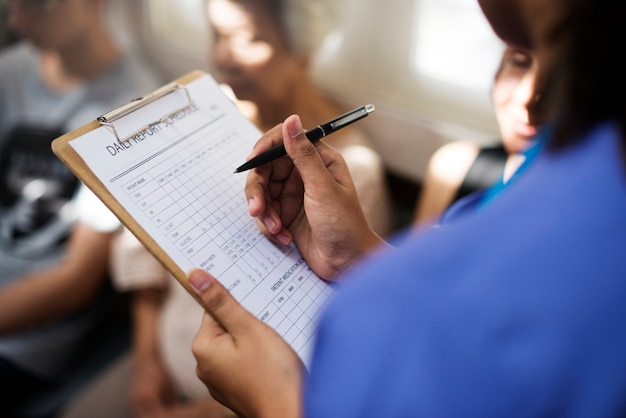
[69,74,333,366]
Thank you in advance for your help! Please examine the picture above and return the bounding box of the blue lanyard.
[479,128,549,208]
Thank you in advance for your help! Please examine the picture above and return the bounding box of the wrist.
[253,399,302,418]
[356,227,386,257]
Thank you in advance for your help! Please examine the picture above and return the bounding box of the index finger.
[247,123,284,159]
[244,124,296,219]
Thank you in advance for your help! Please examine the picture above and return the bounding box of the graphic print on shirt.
[0,125,79,258]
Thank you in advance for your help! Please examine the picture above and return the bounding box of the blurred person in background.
[0,0,159,415]
[414,45,538,226]
[209,0,392,237]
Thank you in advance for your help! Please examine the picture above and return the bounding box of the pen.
[234,104,375,173]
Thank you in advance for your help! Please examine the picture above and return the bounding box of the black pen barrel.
[234,104,374,173]
[234,143,287,172]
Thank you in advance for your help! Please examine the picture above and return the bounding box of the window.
[413,0,503,93]
[136,0,504,179]
[314,0,503,138]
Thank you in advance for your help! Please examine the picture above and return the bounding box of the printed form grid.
[117,120,332,355]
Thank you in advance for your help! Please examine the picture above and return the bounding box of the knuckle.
[296,141,319,160]
[318,143,343,161]
[191,338,204,359]
[203,284,228,313]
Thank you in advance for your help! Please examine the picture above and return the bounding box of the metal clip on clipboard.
[97,83,193,143]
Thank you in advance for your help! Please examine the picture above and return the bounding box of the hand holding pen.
[244,112,386,277]
[234,104,375,173]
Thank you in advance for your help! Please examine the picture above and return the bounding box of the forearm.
[0,267,94,333]
[0,224,112,334]
[129,287,181,415]
[132,288,165,363]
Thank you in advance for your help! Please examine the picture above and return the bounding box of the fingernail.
[264,216,277,232]
[189,269,212,293]
[287,116,303,138]
[277,232,291,246]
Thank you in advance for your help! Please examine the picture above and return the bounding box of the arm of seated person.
[130,287,178,418]
[413,141,480,227]
[0,223,114,335]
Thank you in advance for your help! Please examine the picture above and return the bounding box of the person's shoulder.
[0,42,32,60]
[426,140,482,180]
[73,184,122,233]
[319,104,383,170]
[98,51,162,99]
[311,97,375,147]
[333,127,383,167]
[0,42,37,74]
[119,52,161,86]
[423,140,483,198]
[313,124,626,416]
[414,140,483,223]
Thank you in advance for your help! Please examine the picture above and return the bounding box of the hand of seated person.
[245,115,385,280]
[190,269,303,418]
[130,352,177,418]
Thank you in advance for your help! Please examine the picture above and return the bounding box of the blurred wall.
[104,0,504,183]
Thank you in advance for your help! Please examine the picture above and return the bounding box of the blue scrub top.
[305,122,626,417]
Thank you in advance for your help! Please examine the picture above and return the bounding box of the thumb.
[282,115,335,190]
[188,269,252,333]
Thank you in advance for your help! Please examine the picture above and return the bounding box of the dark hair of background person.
[0,3,19,48]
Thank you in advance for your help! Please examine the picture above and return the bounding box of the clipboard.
[52,70,205,304]
[51,70,333,365]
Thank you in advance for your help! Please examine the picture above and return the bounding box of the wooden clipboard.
[52,69,336,365]
[51,70,206,304]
